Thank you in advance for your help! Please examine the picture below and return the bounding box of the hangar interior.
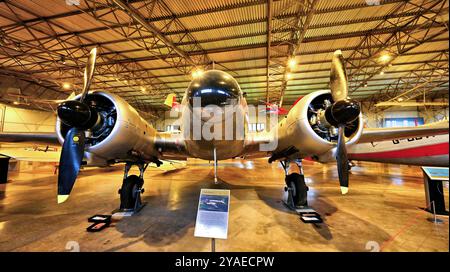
[0,0,449,252]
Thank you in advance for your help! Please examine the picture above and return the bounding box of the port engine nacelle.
[56,91,158,166]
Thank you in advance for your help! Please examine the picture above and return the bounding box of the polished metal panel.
[56,91,158,165]
[275,90,363,158]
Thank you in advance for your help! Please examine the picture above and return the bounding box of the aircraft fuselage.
[179,70,248,160]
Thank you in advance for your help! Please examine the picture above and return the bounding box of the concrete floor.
[0,158,448,252]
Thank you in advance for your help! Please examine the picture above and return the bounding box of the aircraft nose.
[188,70,241,107]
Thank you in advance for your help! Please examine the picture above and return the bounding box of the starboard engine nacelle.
[275,90,363,159]
[56,91,158,166]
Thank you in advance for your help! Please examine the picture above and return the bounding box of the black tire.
[119,175,143,210]
[285,173,308,207]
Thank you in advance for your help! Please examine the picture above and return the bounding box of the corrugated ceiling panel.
[164,0,258,17]
[177,4,265,33]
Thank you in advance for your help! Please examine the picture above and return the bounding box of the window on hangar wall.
[383,117,424,128]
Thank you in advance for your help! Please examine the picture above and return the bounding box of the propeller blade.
[336,124,349,195]
[79,47,97,103]
[67,91,76,100]
[57,127,85,203]
[330,50,348,102]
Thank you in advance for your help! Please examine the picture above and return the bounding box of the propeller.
[56,48,97,203]
[336,125,348,194]
[328,50,361,195]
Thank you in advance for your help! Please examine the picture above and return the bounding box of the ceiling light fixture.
[62,82,71,89]
[288,58,297,69]
[379,53,391,63]
[192,69,204,78]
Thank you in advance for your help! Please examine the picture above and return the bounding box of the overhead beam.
[0,0,176,107]
[375,101,449,107]
[347,0,449,95]
[110,0,195,65]
[278,0,318,107]
[371,51,449,102]
[6,22,446,74]
[265,0,273,103]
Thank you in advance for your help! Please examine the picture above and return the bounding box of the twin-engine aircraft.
[0,48,448,210]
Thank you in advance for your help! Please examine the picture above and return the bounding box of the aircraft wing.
[0,146,60,162]
[154,131,188,160]
[0,132,60,162]
[241,131,273,159]
[0,132,59,145]
[358,120,449,143]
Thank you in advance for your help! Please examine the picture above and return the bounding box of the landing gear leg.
[117,162,148,214]
[213,148,218,184]
[281,159,309,210]
[348,160,355,171]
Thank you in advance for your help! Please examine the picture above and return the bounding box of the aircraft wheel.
[285,173,308,206]
[119,175,144,210]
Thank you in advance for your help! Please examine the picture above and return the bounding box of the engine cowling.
[56,91,158,166]
[275,90,363,159]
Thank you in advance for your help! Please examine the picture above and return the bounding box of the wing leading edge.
[358,120,449,143]
[0,132,59,145]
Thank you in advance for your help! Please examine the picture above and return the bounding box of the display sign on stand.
[422,167,449,181]
[421,167,449,216]
[194,189,230,251]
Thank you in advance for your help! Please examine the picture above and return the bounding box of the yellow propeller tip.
[334,50,343,55]
[340,186,348,195]
[57,195,69,204]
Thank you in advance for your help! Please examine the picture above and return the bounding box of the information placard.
[422,167,449,181]
[194,189,230,239]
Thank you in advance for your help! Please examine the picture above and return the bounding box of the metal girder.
[2,1,431,67]
[0,74,64,111]
[266,0,318,107]
[265,0,273,104]
[0,0,179,112]
[79,0,209,75]
[419,102,449,123]
[83,58,448,90]
[0,0,405,41]
[4,22,445,74]
[88,64,450,92]
[278,0,317,107]
[347,0,449,96]
[375,101,448,107]
[371,51,449,104]
[46,47,448,82]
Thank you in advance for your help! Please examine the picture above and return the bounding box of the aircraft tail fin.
[67,91,76,100]
[164,93,177,107]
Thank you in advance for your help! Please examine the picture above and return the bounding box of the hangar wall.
[0,103,56,132]
[360,102,449,128]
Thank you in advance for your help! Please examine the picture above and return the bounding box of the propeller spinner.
[56,48,97,203]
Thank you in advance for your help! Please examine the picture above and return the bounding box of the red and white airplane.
[347,130,448,167]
